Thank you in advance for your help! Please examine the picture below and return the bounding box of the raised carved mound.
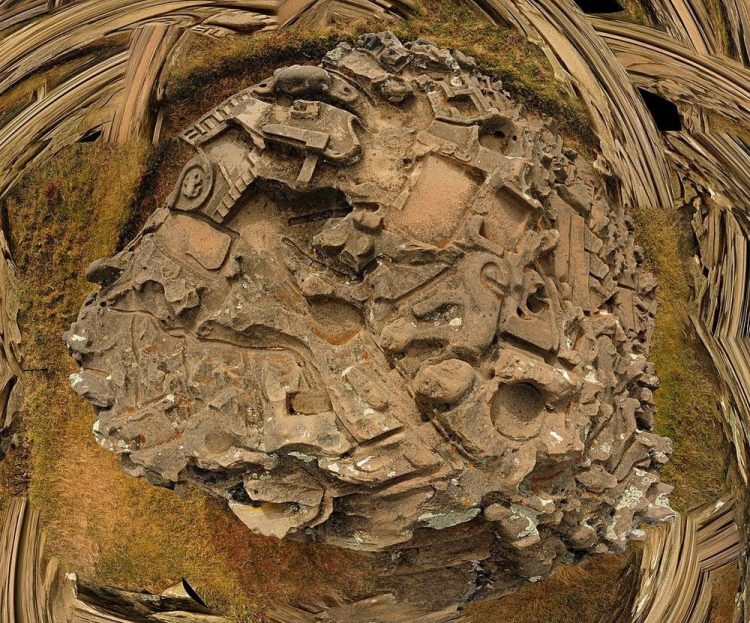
[66,32,674,598]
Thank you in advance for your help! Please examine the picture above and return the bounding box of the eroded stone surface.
[66,32,673,601]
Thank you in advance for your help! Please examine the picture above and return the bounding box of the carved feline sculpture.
[66,32,673,607]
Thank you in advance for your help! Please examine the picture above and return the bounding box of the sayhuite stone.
[66,32,674,604]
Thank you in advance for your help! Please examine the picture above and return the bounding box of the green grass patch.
[631,201,727,512]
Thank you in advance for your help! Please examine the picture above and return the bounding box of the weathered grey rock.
[66,33,673,605]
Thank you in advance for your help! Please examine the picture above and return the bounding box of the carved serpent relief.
[66,32,673,603]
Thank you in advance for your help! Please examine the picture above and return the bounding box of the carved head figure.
[66,32,673,599]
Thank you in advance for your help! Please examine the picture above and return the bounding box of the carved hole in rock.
[479,129,508,151]
[352,200,380,212]
[204,431,234,454]
[602,292,618,315]
[450,96,481,118]
[253,181,353,226]
[416,302,460,323]
[573,0,624,13]
[525,287,547,314]
[491,382,546,440]
[227,481,252,504]
[479,118,518,152]
[338,84,357,101]
[309,297,364,345]
[478,219,488,239]
[637,88,682,131]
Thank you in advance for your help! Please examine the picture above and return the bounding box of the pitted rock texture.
[66,32,673,596]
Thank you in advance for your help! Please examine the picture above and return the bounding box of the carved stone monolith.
[66,32,673,609]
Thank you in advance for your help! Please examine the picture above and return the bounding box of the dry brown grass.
[3,142,371,621]
[708,563,742,623]
[617,0,655,27]
[631,200,727,512]
[0,3,729,620]
[162,0,593,152]
[465,547,636,623]
[0,444,29,510]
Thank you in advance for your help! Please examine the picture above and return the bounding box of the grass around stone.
[0,0,735,620]
[163,0,595,153]
[3,142,370,621]
[631,201,727,512]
